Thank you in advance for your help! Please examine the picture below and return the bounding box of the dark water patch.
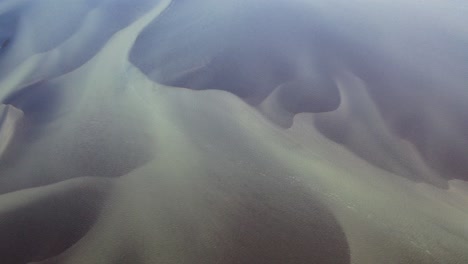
[276,75,340,115]
[0,9,20,57]
[0,177,112,264]
[0,0,163,85]
[3,81,63,125]
[302,10,468,184]
[130,0,336,105]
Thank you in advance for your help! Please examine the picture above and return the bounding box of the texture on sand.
[0,0,468,263]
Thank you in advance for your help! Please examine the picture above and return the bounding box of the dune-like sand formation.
[0,0,467,263]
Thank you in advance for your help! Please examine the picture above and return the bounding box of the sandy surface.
[0,0,467,263]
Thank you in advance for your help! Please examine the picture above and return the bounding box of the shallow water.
[0,0,467,263]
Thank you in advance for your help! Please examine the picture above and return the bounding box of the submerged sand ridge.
[0,0,468,263]
[0,104,23,158]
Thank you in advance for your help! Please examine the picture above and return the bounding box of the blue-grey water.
[0,0,467,263]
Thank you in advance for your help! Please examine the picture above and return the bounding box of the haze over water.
[0,0,467,263]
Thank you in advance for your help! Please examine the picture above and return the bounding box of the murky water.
[1,0,467,263]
